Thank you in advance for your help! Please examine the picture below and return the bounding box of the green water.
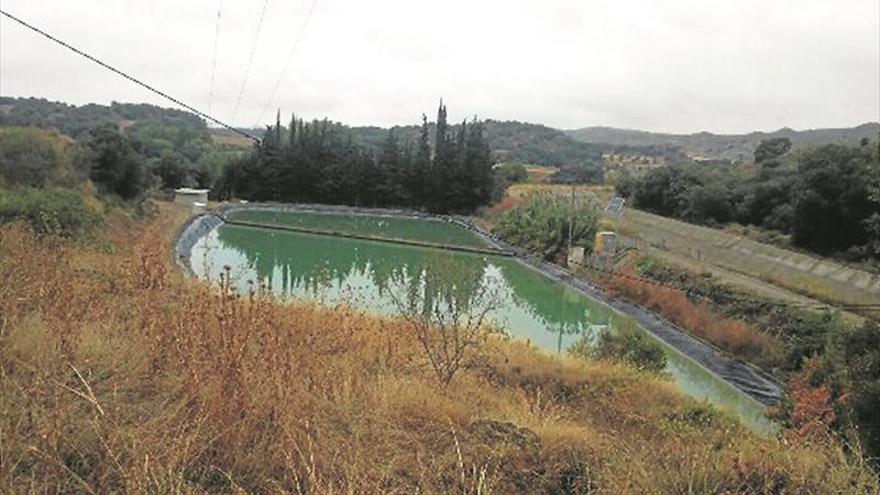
[191,217,775,434]
[225,209,490,248]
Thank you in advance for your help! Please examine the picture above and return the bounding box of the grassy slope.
[1,204,877,494]
[616,208,877,320]
[502,183,872,321]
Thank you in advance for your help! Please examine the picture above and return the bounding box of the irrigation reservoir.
[181,206,778,433]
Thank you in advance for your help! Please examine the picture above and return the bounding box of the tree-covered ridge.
[0,97,246,193]
[216,102,496,213]
[619,138,880,263]
[481,120,603,168]
[568,123,880,163]
[0,97,206,139]
[353,120,609,178]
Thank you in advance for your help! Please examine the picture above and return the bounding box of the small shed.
[174,188,209,207]
[594,231,617,256]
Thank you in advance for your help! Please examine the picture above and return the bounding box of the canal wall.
[451,216,781,406]
[174,213,224,276]
[619,208,880,315]
[175,202,781,407]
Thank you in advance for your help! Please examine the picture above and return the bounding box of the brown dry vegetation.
[505,183,612,201]
[601,272,785,369]
[1,205,878,494]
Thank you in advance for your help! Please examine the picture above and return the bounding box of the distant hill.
[481,120,604,167]
[7,96,872,172]
[213,120,610,172]
[0,96,208,139]
[0,97,607,175]
[350,120,615,168]
[566,123,880,163]
[0,97,244,173]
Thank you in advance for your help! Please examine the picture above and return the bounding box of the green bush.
[549,164,604,184]
[0,127,84,188]
[0,187,104,238]
[84,124,149,200]
[493,193,598,259]
[833,321,880,467]
[570,318,667,373]
[628,141,879,262]
[494,163,529,184]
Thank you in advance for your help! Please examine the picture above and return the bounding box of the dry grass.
[616,208,880,316]
[478,197,523,229]
[505,183,613,201]
[210,130,255,149]
[0,205,877,493]
[524,166,556,183]
[602,273,785,368]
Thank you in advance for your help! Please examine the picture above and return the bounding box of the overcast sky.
[1,0,878,133]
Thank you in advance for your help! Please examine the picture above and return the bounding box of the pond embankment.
[175,202,781,408]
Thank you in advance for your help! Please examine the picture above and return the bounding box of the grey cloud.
[1,0,877,133]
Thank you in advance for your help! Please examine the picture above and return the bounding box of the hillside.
[0,97,247,189]
[567,123,880,163]
[349,120,606,170]
[2,97,880,491]
[0,97,657,180]
[4,95,874,179]
[2,204,878,492]
[209,117,611,173]
[0,96,207,139]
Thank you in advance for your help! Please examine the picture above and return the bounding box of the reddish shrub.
[604,274,783,367]
[787,359,836,441]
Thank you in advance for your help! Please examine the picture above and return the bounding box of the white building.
[173,188,209,206]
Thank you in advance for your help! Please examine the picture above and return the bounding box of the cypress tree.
[288,113,297,149]
[215,104,494,213]
[466,118,493,208]
[414,114,432,209]
[431,100,451,211]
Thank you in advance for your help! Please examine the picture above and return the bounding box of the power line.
[253,0,319,127]
[207,0,224,115]
[230,0,270,125]
[0,8,261,143]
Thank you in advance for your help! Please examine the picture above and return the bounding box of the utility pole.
[567,182,575,263]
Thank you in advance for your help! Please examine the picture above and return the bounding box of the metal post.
[567,183,575,265]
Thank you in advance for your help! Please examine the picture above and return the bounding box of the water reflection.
[202,225,611,343]
[192,224,775,433]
